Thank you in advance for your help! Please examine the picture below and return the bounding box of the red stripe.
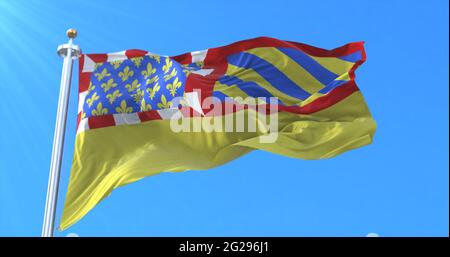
[279,81,359,114]
[88,114,116,129]
[87,53,108,63]
[80,82,358,131]
[179,106,203,118]
[79,55,85,74]
[137,110,161,122]
[125,49,148,59]
[79,72,91,92]
[76,112,82,130]
[202,81,358,117]
[82,37,364,65]
[203,37,365,65]
[184,62,227,116]
[171,52,192,65]
[285,40,365,58]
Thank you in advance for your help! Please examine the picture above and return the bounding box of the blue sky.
[0,0,448,236]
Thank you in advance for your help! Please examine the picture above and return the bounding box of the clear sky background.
[0,0,448,237]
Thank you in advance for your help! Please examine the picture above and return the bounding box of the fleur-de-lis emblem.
[132,57,144,68]
[125,79,141,92]
[132,88,144,104]
[119,66,134,82]
[179,92,189,107]
[94,63,103,71]
[166,77,182,97]
[146,82,160,100]
[115,100,133,113]
[81,111,86,119]
[86,92,100,107]
[163,68,177,81]
[162,58,172,74]
[106,89,122,104]
[94,68,110,81]
[149,54,161,64]
[141,63,156,79]
[146,75,159,85]
[195,61,204,69]
[182,68,191,77]
[92,102,108,116]
[140,98,152,111]
[88,81,95,92]
[157,94,172,109]
[111,60,122,69]
[101,78,117,92]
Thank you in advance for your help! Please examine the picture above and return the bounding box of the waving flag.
[60,37,376,229]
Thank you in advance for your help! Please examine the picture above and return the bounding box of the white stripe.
[77,118,89,134]
[113,112,141,125]
[82,55,96,72]
[78,91,88,113]
[107,51,127,62]
[157,108,182,119]
[146,52,167,58]
[191,49,208,63]
[191,69,214,76]
[185,91,204,115]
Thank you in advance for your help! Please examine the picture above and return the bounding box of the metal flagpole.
[42,29,81,237]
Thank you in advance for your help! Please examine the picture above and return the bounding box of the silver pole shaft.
[42,36,78,237]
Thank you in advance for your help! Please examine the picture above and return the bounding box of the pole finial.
[66,28,77,39]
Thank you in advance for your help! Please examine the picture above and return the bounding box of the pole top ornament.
[66,29,77,39]
[57,29,81,59]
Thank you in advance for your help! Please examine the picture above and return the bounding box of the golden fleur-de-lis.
[81,111,86,119]
[141,63,156,79]
[179,92,189,106]
[94,63,103,71]
[101,78,117,92]
[162,58,172,74]
[88,81,95,92]
[86,92,100,107]
[132,57,144,68]
[115,100,133,113]
[146,75,159,85]
[195,61,204,68]
[92,102,108,116]
[182,68,191,77]
[119,66,134,82]
[125,79,141,92]
[106,89,122,104]
[111,60,122,69]
[166,77,182,97]
[146,82,160,100]
[157,94,172,109]
[140,98,152,111]
[149,54,161,64]
[132,88,144,104]
[94,68,110,81]
[163,68,177,81]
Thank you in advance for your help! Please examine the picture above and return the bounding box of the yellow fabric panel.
[225,64,301,106]
[309,55,355,76]
[246,47,325,94]
[60,91,376,230]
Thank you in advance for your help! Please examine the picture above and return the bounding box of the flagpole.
[42,29,81,237]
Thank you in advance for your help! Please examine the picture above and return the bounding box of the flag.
[60,37,376,230]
